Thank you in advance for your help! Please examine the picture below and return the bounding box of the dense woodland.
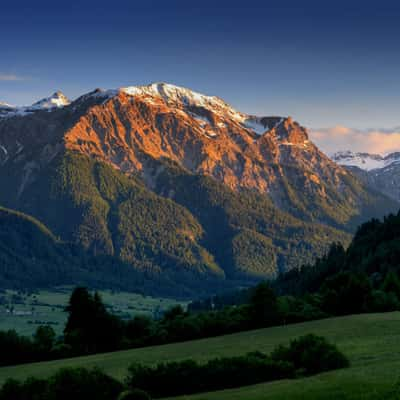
[0,211,399,367]
[0,152,352,296]
[0,210,399,398]
[192,211,400,313]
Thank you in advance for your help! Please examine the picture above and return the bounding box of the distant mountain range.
[0,83,398,295]
[332,151,400,202]
[0,91,70,117]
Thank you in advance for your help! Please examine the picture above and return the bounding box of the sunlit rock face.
[0,83,396,227]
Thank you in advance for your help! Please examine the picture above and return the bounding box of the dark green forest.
[0,152,357,296]
[1,209,400,369]
[0,207,400,397]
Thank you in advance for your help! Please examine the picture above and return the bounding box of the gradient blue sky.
[1,0,400,131]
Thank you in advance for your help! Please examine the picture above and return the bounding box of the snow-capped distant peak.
[332,151,400,171]
[0,91,71,118]
[30,91,70,110]
[0,102,17,117]
[0,102,14,109]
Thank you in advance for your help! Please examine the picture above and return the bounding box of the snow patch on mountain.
[243,118,267,135]
[332,151,400,171]
[120,83,247,121]
[0,84,290,145]
[0,92,70,118]
[190,113,210,127]
[30,91,70,110]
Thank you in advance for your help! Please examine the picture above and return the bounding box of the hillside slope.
[0,83,397,292]
[0,312,398,399]
[0,207,148,292]
[0,152,349,289]
[275,210,400,296]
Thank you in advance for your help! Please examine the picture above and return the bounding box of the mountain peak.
[0,102,15,110]
[0,81,395,238]
[118,82,244,117]
[121,82,215,101]
[30,91,70,110]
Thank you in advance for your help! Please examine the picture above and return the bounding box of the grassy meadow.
[0,287,184,336]
[0,312,398,399]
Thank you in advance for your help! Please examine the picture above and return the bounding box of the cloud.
[309,126,400,155]
[0,74,25,81]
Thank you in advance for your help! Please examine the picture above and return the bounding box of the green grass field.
[0,312,399,399]
[0,288,184,336]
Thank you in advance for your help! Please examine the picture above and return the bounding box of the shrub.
[0,379,23,400]
[271,334,349,375]
[201,353,294,390]
[118,389,152,400]
[126,334,348,398]
[127,360,201,397]
[0,368,123,400]
[47,367,123,400]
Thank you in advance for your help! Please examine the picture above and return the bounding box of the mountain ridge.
[0,82,397,293]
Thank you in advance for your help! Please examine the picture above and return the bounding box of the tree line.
[0,333,348,400]
[1,211,400,367]
[2,264,400,368]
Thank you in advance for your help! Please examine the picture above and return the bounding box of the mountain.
[29,91,71,110]
[0,149,350,292]
[0,91,70,118]
[2,83,394,226]
[332,151,400,171]
[0,83,397,294]
[332,151,400,202]
[0,206,152,293]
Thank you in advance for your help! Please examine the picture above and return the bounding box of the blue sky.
[1,0,400,134]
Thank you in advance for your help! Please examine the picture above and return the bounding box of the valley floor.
[0,312,399,399]
[0,288,184,335]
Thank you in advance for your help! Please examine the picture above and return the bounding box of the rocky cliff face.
[1,83,392,228]
[0,82,396,292]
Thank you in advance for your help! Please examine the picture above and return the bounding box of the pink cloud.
[309,126,400,155]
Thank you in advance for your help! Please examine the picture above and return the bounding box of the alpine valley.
[0,83,398,296]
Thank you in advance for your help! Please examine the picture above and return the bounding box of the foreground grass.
[0,312,399,399]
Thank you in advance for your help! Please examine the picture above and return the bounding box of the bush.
[127,355,291,397]
[0,368,123,400]
[271,334,349,375]
[201,353,294,390]
[0,379,23,400]
[47,367,123,400]
[126,334,348,397]
[0,335,349,400]
[118,389,152,400]
[127,359,201,397]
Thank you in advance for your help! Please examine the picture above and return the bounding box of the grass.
[0,287,184,336]
[0,312,399,399]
